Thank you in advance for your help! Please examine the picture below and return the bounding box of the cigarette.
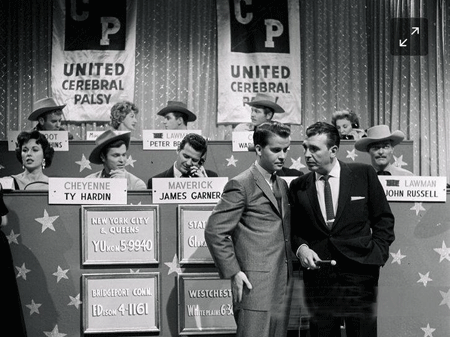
[316,260,337,266]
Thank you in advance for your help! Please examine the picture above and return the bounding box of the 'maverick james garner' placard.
[81,205,159,265]
[83,273,160,334]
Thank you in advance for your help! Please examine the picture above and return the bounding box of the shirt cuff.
[296,244,308,259]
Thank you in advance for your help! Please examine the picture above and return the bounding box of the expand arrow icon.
[412,27,420,35]
[399,39,408,47]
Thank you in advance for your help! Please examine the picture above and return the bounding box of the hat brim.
[245,100,285,113]
[354,130,405,152]
[89,132,131,165]
[28,105,66,121]
[157,106,197,122]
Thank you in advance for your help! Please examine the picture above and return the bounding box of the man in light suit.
[289,122,395,337]
[205,122,294,337]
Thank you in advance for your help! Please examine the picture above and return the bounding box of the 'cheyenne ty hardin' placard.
[81,205,159,265]
[232,131,254,152]
[8,130,69,151]
[178,273,236,335]
[142,129,202,150]
[178,205,215,264]
[152,177,228,204]
[83,273,160,334]
[378,176,447,202]
[48,178,127,204]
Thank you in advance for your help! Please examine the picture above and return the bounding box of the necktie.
[321,175,334,228]
[377,170,391,175]
[271,174,282,214]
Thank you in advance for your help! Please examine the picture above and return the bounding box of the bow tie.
[377,170,391,175]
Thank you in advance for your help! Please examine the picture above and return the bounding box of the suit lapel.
[334,161,352,226]
[305,172,331,230]
[250,165,281,216]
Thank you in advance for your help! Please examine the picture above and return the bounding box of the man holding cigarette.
[289,122,395,337]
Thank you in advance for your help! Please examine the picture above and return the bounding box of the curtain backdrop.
[0,0,448,177]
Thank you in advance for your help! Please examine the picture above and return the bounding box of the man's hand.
[109,169,126,179]
[231,271,253,303]
[188,165,207,177]
[298,245,321,270]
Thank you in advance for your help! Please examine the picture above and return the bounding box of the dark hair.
[110,101,139,129]
[305,122,341,148]
[100,139,128,158]
[179,133,207,155]
[15,130,55,168]
[253,121,291,148]
[331,110,360,129]
[171,112,188,126]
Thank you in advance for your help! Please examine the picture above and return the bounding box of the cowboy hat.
[89,130,131,164]
[354,125,405,152]
[244,93,285,113]
[28,97,66,121]
[157,101,197,122]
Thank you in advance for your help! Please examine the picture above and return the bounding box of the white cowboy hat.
[29,97,66,121]
[354,125,405,152]
[89,130,131,164]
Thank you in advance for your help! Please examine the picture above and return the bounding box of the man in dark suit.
[289,122,395,337]
[205,122,293,337]
[147,133,218,189]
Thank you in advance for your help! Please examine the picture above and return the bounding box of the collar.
[173,162,183,178]
[255,161,275,181]
[315,160,341,181]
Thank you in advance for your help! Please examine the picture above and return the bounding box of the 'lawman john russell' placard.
[81,205,159,265]
[83,273,160,333]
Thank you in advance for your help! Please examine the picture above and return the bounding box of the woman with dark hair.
[11,130,55,190]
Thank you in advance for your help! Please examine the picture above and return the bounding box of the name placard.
[48,178,127,205]
[378,176,447,202]
[178,273,236,335]
[152,177,228,204]
[143,130,202,150]
[86,130,130,141]
[232,131,254,152]
[81,205,159,265]
[0,177,14,190]
[8,130,69,151]
[178,205,215,264]
[83,273,160,334]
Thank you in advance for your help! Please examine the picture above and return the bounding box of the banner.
[217,0,301,125]
[52,0,137,122]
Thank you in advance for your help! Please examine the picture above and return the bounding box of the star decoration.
[410,202,426,216]
[417,272,432,287]
[129,202,142,205]
[289,156,306,170]
[393,155,408,168]
[125,155,137,167]
[433,241,450,263]
[421,323,436,337]
[165,254,182,275]
[53,266,69,283]
[44,324,67,337]
[439,288,450,309]
[130,269,141,273]
[35,209,59,233]
[26,299,42,315]
[345,149,358,161]
[390,249,406,265]
[75,154,92,172]
[226,155,238,167]
[68,294,82,309]
[7,229,20,244]
[16,263,31,280]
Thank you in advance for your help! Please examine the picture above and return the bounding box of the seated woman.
[86,130,146,190]
[110,101,139,138]
[11,130,55,190]
[331,110,367,140]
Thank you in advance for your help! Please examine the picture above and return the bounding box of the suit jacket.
[205,164,293,311]
[147,166,219,189]
[289,161,395,266]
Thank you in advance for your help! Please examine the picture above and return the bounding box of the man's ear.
[330,145,339,158]
[254,144,262,156]
[100,153,106,163]
[38,116,45,126]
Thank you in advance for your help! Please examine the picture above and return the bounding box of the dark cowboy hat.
[89,130,131,165]
[354,125,405,152]
[28,97,66,121]
[244,93,285,113]
[157,101,197,122]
